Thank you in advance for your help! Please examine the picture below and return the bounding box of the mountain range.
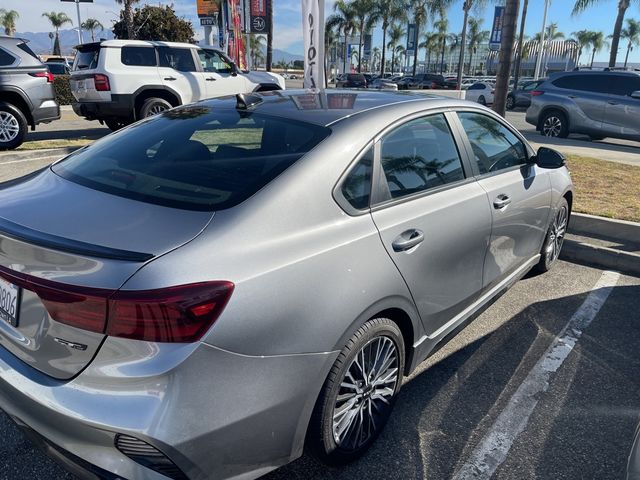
[15,29,303,63]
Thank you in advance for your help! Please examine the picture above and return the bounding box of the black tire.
[104,119,128,131]
[0,102,28,150]
[478,95,487,106]
[540,110,569,138]
[506,95,516,110]
[138,97,172,119]
[534,197,569,274]
[307,318,405,465]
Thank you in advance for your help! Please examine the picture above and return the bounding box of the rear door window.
[158,47,197,72]
[53,107,331,211]
[121,46,157,67]
[610,75,640,96]
[340,147,373,210]
[552,74,610,94]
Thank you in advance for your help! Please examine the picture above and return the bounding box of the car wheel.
[0,103,27,150]
[478,95,487,106]
[307,318,405,465]
[535,198,569,273]
[540,110,569,138]
[506,95,516,110]
[139,98,172,119]
[104,119,129,131]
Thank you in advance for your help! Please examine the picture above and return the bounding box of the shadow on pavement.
[28,128,109,142]
[264,284,640,480]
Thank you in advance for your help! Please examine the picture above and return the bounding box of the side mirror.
[631,90,640,99]
[230,62,239,76]
[534,146,566,169]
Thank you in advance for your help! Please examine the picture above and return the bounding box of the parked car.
[526,70,640,140]
[70,40,285,131]
[369,77,398,90]
[0,89,572,480]
[465,82,495,105]
[336,73,367,88]
[409,73,451,89]
[394,76,414,90]
[0,36,60,149]
[46,62,70,76]
[506,79,545,110]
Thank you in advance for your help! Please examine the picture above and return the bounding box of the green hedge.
[53,75,74,105]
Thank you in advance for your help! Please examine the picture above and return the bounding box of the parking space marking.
[453,270,621,480]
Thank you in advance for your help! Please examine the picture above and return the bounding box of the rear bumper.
[0,338,337,480]
[32,101,60,125]
[72,95,134,122]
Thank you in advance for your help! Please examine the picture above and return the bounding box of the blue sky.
[7,0,639,63]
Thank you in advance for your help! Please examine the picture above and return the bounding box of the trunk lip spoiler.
[0,216,154,263]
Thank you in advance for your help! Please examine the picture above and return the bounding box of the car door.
[157,46,204,103]
[455,111,551,291]
[603,74,640,141]
[370,112,492,337]
[552,74,609,132]
[198,49,248,98]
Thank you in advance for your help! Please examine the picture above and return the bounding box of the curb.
[565,213,640,277]
[0,147,80,163]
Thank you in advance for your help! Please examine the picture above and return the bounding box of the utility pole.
[75,0,83,44]
[533,0,550,80]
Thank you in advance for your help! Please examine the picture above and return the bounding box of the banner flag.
[302,0,325,89]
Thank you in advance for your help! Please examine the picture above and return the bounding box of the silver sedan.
[0,90,572,479]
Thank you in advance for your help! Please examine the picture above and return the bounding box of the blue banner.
[489,6,505,51]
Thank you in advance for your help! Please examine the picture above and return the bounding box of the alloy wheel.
[546,205,568,263]
[506,96,515,109]
[0,111,20,143]
[332,336,399,451]
[542,116,563,137]
[146,104,169,117]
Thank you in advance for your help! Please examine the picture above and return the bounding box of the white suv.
[70,40,285,130]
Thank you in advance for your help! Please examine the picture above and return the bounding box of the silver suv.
[526,71,640,141]
[0,36,60,149]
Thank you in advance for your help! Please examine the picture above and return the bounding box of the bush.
[53,75,74,105]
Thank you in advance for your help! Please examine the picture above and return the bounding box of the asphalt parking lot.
[0,89,639,479]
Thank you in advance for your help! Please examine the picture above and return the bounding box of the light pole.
[62,0,92,44]
[533,0,550,80]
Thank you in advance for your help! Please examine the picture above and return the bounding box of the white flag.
[301,0,325,89]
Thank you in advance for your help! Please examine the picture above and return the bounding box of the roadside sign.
[406,23,417,54]
[200,16,218,26]
[489,6,505,51]
[197,0,219,18]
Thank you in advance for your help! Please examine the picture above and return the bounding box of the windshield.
[53,106,331,211]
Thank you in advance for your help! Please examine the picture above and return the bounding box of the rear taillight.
[93,74,110,91]
[30,71,54,83]
[0,266,233,343]
[107,282,234,342]
[531,90,544,96]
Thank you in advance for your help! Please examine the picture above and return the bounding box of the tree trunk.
[266,0,273,71]
[624,42,631,68]
[590,48,596,68]
[358,19,364,72]
[391,49,395,75]
[344,31,349,73]
[493,0,519,117]
[467,47,473,75]
[608,1,628,68]
[125,1,135,40]
[512,0,528,92]
[456,2,470,89]
[440,40,445,73]
[53,31,61,56]
[412,24,420,76]
[380,23,388,76]
[427,50,431,72]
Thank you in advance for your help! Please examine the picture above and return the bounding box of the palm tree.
[42,12,72,56]
[434,11,449,73]
[467,17,489,74]
[545,22,565,41]
[410,0,452,76]
[372,46,382,72]
[512,0,529,95]
[589,30,609,67]
[325,22,340,80]
[81,18,104,42]
[493,0,519,116]
[327,0,357,74]
[351,0,378,73]
[373,0,407,76]
[571,29,594,65]
[0,9,19,36]
[247,34,266,68]
[387,23,404,74]
[419,32,440,72]
[114,0,141,40]
[395,44,406,71]
[456,0,488,88]
[621,18,640,67]
[573,0,640,68]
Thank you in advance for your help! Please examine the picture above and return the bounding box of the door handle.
[206,77,217,81]
[164,76,177,81]
[493,194,511,209]
[392,229,424,252]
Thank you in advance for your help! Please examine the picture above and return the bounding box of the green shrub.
[53,75,74,105]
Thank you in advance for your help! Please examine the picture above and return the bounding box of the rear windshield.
[74,47,100,70]
[53,106,331,211]
[348,74,365,81]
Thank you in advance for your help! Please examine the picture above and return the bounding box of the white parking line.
[0,156,59,166]
[453,270,621,480]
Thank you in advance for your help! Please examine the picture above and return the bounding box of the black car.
[506,79,546,110]
[409,74,453,89]
[336,73,367,88]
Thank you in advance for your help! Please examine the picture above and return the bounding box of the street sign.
[489,6,505,51]
[406,23,417,53]
[200,16,218,26]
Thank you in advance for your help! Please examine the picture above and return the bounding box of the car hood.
[243,70,286,89]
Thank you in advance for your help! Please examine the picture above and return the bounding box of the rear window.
[16,42,39,60]
[552,74,610,94]
[74,47,100,70]
[0,48,15,66]
[53,106,331,211]
[121,46,157,67]
[47,63,68,75]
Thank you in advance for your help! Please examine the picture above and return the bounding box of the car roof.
[195,89,473,127]
[77,39,209,50]
[550,70,640,78]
